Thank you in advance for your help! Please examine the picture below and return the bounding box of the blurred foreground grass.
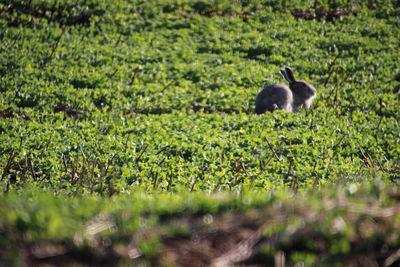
[1,182,399,266]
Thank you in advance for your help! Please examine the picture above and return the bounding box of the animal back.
[255,84,293,114]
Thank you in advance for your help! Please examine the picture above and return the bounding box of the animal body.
[255,67,316,114]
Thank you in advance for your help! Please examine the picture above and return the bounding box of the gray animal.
[255,67,316,114]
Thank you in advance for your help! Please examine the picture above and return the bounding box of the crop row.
[1,108,398,194]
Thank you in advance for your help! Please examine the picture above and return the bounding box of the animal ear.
[284,67,296,83]
[280,68,290,83]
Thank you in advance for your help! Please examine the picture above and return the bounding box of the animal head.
[280,67,316,108]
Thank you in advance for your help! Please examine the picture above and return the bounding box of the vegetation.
[1,184,400,266]
[0,0,399,265]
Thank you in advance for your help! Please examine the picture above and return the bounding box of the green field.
[1,0,399,265]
